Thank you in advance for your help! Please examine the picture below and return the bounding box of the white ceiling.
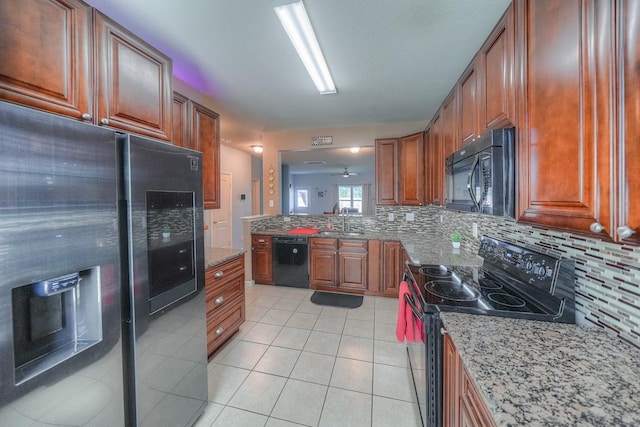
[85,0,511,151]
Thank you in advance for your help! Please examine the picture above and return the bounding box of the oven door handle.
[466,153,481,212]
[404,293,422,319]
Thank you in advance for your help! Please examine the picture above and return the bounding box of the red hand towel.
[396,281,410,342]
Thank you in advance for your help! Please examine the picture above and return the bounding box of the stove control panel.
[479,236,556,292]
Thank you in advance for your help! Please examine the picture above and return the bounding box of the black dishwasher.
[272,236,309,288]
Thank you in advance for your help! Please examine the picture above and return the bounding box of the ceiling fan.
[331,167,357,177]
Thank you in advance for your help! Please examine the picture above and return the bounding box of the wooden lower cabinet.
[444,334,496,427]
[205,255,245,357]
[310,237,367,294]
[309,237,338,290]
[251,234,274,285]
[338,239,368,291]
[368,240,404,297]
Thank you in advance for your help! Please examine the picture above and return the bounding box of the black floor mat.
[310,291,363,309]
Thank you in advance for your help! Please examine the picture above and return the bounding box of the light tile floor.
[195,284,422,427]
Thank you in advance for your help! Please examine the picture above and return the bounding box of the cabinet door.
[252,235,273,285]
[479,4,515,130]
[94,11,172,141]
[458,58,480,146]
[443,334,460,427]
[375,138,399,205]
[400,132,425,205]
[191,101,221,209]
[172,92,190,148]
[442,90,459,155]
[339,252,367,291]
[618,0,640,245]
[310,250,338,288]
[430,112,445,205]
[381,241,402,297]
[515,0,615,236]
[0,0,92,120]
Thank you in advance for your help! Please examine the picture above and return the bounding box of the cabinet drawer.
[207,298,244,356]
[206,271,244,315]
[206,256,244,290]
[310,237,338,249]
[338,239,368,252]
[252,234,272,247]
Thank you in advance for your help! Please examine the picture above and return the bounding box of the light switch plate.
[472,222,478,238]
[388,213,394,221]
[269,199,274,207]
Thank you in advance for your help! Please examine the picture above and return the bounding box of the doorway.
[210,172,232,248]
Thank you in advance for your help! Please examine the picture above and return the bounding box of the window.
[338,185,362,212]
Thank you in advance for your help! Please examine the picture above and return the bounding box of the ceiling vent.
[311,136,333,146]
[304,160,326,165]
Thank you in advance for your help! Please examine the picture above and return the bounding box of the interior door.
[211,171,231,247]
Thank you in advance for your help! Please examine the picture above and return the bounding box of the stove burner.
[425,280,481,302]
[487,292,526,308]
[419,266,452,278]
[478,279,503,290]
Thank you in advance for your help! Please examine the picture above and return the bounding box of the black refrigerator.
[0,101,208,426]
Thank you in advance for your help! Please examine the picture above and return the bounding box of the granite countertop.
[255,228,483,267]
[441,312,640,426]
[204,247,245,270]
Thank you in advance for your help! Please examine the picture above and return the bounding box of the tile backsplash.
[251,207,640,349]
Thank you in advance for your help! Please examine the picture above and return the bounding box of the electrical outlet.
[440,215,443,223]
[283,216,291,222]
[269,199,274,207]
[472,222,478,238]
[406,213,415,221]
[388,213,394,221]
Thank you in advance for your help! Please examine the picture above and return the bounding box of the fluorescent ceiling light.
[274,1,337,95]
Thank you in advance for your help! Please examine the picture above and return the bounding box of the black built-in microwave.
[445,128,515,218]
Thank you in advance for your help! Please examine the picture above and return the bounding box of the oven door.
[404,270,427,427]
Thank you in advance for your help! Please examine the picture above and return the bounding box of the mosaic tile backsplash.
[251,206,640,349]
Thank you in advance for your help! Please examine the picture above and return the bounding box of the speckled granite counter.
[204,247,244,269]
[255,228,483,267]
[441,312,640,426]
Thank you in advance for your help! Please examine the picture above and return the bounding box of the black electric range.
[405,236,576,427]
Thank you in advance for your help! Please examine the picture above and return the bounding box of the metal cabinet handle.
[81,113,92,121]
[215,296,224,305]
[258,239,265,243]
[215,327,224,336]
[616,225,636,239]
[214,271,224,278]
[179,266,187,271]
[100,118,109,125]
[590,222,605,233]
[179,249,187,254]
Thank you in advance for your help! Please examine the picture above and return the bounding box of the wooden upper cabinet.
[428,112,445,205]
[376,138,400,205]
[94,11,173,141]
[172,92,190,149]
[191,101,221,209]
[514,0,615,236]
[479,3,515,131]
[442,90,459,157]
[399,132,425,205]
[0,0,93,120]
[458,58,480,146]
[618,0,640,245]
